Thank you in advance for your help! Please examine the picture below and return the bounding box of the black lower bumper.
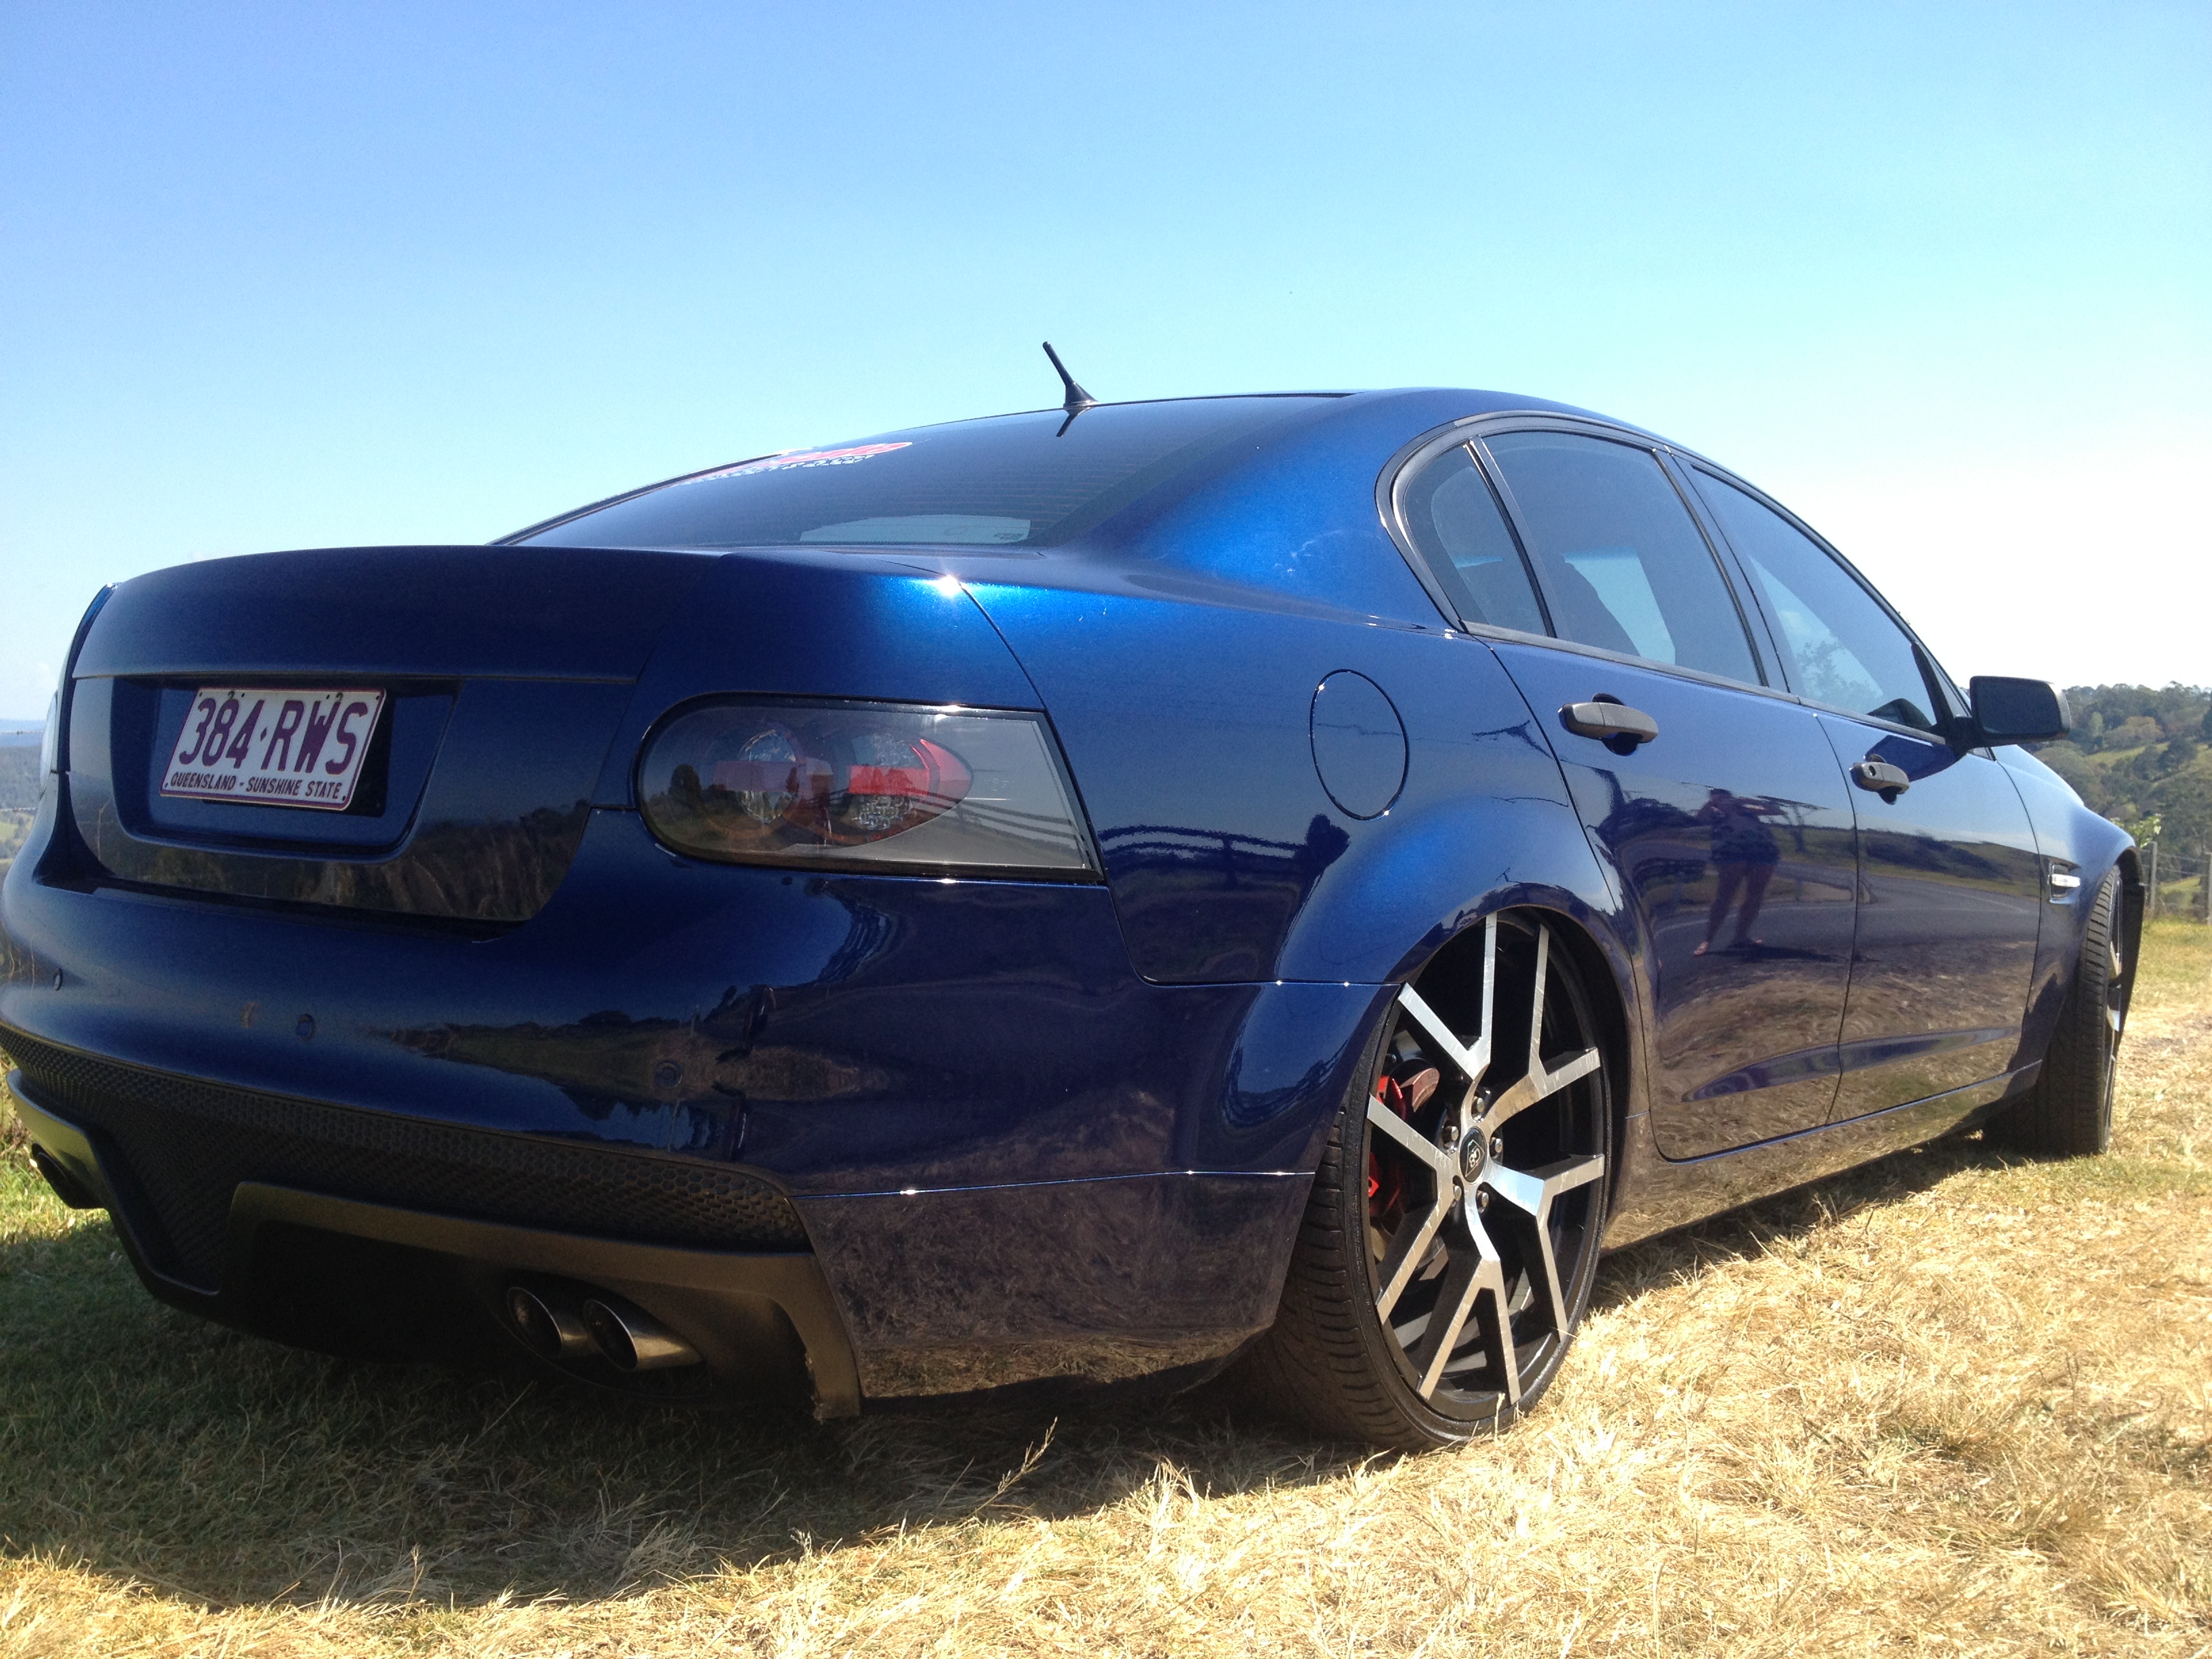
[7,1071,862,1418]
[0,1025,810,1287]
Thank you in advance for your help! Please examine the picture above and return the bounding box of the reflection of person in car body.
[1694,787,1784,955]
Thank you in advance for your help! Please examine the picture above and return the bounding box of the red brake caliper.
[1367,1079,1406,1202]
[1367,1065,1440,1230]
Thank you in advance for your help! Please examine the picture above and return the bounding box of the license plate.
[160,687,386,811]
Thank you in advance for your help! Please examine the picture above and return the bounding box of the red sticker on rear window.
[685,443,912,484]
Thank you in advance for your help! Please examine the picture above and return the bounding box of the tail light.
[638,700,1098,878]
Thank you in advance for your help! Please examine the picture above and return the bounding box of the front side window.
[1689,470,1940,731]
[1481,432,1761,684]
[1395,443,1547,634]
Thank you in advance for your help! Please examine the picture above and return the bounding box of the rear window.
[517,398,1326,550]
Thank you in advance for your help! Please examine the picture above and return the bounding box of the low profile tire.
[1239,912,1612,1449]
[1988,868,2125,1158]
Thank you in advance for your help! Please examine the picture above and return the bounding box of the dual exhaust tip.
[506,1284,699,1372]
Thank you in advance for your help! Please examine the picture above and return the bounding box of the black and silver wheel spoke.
[1408,1221,1519,1404]
[1481,1154,1607,1332]
[1477,926,1603,1135]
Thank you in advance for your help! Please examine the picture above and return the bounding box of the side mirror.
[1969,676,2070,745]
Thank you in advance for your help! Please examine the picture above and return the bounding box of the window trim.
[1374,417,1534,632]
[1473,426,1771,691]
[1377,411,1977,743]
[1379,416,1790,699]
[1653,449,1820,713]
[1378,413,1774,692]
[1382,434,1557,639]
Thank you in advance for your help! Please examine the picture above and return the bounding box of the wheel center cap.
[1460,1136,1485,1183]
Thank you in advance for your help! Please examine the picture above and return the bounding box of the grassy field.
[1,927,2207,1657]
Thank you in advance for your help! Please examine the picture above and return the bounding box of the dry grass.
[3,926,2209,1656]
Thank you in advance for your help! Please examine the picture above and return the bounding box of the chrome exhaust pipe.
[581,1296,700,1372]
[506,1284,594,1360]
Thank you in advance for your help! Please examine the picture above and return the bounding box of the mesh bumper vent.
[1,1027,808,1291]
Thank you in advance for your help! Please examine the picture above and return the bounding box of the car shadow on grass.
[0,1128,2026,1613]
[0,1195,1373,1610]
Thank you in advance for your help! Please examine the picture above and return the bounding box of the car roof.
[502,388,1686,625]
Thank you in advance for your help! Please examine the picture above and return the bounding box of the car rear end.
[0,510,1363,1411]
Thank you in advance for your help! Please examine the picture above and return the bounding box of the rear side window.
[1483,432,1761,684]
[1689,470,1940,731]
[1395,444,1547,634]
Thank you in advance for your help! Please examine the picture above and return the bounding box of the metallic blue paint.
[77,546,714,682]
[1814,714,2044,1121]
[796,1171,1313,1399]
[966,579,1616,989]
[1999,743,2138,1069]
[0,386,2131,1412]
[5,811,1374,1190]
[588,552,1046,809]
[1490,641,1861,1159]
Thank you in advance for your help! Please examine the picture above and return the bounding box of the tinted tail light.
[638,701,1097,878]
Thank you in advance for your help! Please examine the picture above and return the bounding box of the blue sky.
[2,1,2205,718]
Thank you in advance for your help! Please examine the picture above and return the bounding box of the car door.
[1683,466,2045,1121]
[1395,427,1860,1158]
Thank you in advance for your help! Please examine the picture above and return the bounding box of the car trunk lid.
[63,546,714,924]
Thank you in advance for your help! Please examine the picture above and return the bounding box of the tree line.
[2031,683,2212,851]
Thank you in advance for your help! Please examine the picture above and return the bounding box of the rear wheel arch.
[1244,899,1628,1446]
[1380,902,1639,1195]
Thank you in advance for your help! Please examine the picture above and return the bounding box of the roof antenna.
[1042,341,1097,435]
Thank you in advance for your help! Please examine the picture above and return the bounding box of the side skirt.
[1602,1067,2036,1250]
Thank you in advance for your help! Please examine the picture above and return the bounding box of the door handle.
[1559,700,1658,755]
[1851,758,1910,803]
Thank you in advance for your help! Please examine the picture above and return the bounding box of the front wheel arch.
[2111,846,2146,1036]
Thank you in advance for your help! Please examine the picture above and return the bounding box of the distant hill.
[2032,682,2211,850]
[0,746,39,810]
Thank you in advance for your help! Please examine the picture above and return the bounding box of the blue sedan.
[0,367,2135,1448]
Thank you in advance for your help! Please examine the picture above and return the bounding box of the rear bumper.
[8,1059,1307,1409]
[795,1169,1310,1399]
[2,806,1380,1402]
[9,1073,859,1413]
[2,1025,807,1290]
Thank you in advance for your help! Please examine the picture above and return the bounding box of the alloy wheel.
[1362,914,1610,1418]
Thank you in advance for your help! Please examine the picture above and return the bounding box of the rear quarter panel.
[970,581,1620,992]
